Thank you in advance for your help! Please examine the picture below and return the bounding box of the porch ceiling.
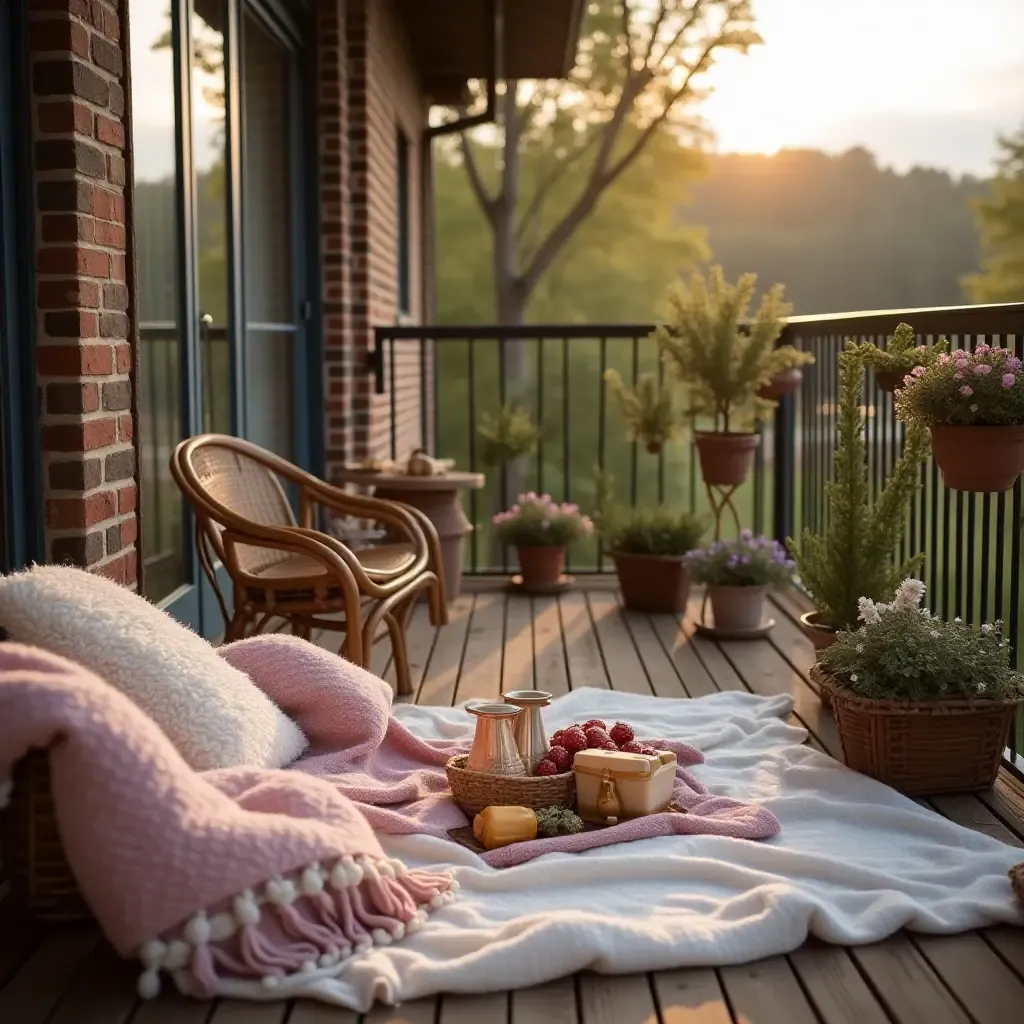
[396,0,584,103]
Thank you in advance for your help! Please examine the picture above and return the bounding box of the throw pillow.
[0,565,307,771]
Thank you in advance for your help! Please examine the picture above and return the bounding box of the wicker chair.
[170,435,448,695]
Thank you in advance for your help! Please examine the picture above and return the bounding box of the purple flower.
[738,555,750,565]
[1006,356,1022,372]
[974,363,992,376]
[959,385,973,397]
[1002,373,1016,389]
[953,371,964,380]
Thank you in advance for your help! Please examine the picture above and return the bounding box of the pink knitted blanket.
[221,635,781,867]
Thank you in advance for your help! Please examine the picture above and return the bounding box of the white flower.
[850,673,858,682]
[954,617,962,624]
[858,596,881,625]
[856,644,864,653]
[981,623,991,634]
[929,630,939,638]
[892,578,926,612]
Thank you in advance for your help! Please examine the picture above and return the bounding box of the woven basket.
[445,755,576,817]
[1011,864,1024,903]
[0,750,92,922]
[814,668,1024,796]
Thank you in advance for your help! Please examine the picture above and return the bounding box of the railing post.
[772,389,796,546]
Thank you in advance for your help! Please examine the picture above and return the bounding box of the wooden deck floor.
[3,584,1024,1023]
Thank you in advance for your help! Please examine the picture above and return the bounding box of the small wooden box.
[573,749,676,823]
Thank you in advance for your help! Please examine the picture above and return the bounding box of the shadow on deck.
[2,584,1024,1023]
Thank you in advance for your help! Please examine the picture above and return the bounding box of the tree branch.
[643,2,668,65]
[515,131,601,243]
[459,134,497,224]
[649,2,703,69]
[621,0,634,73]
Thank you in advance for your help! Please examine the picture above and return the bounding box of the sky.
[701,0,1024,177]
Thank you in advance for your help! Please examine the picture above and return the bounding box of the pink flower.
[970,404,979,413]
[976,343,991,355]
[939,354,951,365]
[959,385,973,397]
[1002,373,1016,389]
[953,371,964,380]
[911,365,926,377]
[1007,356,1023,372]
[973,363,992,376]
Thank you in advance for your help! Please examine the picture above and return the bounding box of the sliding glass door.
[130,0,312,633]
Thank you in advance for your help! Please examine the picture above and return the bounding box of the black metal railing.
[373,302,1024,774]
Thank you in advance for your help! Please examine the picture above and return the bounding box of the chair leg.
[427,573,449,627]
[385,611,414,697]
[291,618,312,641]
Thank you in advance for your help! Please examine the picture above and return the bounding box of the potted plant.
[492,493,593,590]
[683,531,796,633]
[894,342,1024,492]
[788,343,928,660]
[655,266,812,487]
[756,346,814,400]
[478,404,542,469]
[812,579,1024,795]
[857,322,949,393]
[603,370,686,455]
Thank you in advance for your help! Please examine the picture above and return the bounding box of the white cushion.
[0,565,308,771]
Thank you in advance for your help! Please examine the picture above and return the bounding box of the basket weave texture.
[445,755,576,817]
[810,665,1023,796]
[1,750,92,921]
[1011,863,1024,903]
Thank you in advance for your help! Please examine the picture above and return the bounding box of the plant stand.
[705,482,742,541]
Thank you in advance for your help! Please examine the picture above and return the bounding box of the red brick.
[120,517,138,546]
[94,114,124,149]
[29,18,90,58]
[106,153,125,186]
[95,552,129,585]
[90,33,122,76]
[43,310,99,338]
[42,417,117,452]
[117,412,133,442]
[36,246,110,278]
[37,99,93,135]
[46,490,116,529]
[35,138,106,179]
[46,381,99,414]
[37,343,112,376]
[94,221,125,248]
[117,484,137,514]
[109,253,126,282]
[41,213,95,244]
[115,343,130,373]
[37,279,101,310]
[92,188,124,223]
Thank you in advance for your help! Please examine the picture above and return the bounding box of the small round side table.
[333,469,485,601]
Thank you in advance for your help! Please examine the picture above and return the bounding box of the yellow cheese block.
[472,806,538,849]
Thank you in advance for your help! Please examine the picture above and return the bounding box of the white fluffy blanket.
[263,689,1024,1011]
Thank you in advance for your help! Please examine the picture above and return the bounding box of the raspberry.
[639,745,659,757]
[582,719,607,732]
[560,726,588,754]
[546,745,572,771]
[585,726,613,749]
[550,729,567,747]
[619,741,644,754]
[609,722,635,747]
[534,759,559,776]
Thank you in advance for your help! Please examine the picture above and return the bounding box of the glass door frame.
[0,0,43,575]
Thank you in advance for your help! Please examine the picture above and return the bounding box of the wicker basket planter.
[811,666,1023,796]
[445,754,575,817]
[0,750,92,922]
[1011,863,1024,903]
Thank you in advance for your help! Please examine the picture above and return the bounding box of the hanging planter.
[603,371,686,457]
[859,324,949,396]
[873,370,903,394]
[929,424,1024,493]
[694,431,760,487]
[757,367,803,400]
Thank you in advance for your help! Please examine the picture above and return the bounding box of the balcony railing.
[373,301,1024,775]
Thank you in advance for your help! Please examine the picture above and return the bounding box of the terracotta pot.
[874,370,904,393]
[707,584,768,632]
[516,545,565,589]
[757,367,803,400]
[799,611,839,652]
[613,552,692,614]
[645,440,663,455]
[694,432,760,487]
[930,424,1024,493]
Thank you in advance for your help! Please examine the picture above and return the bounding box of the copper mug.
[502,689,552,773]
[465,703,526,776]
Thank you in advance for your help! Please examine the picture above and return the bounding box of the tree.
[451,0,761,326]
[963,127,1024,302]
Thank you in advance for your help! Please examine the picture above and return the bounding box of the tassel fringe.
[135,855,457,999]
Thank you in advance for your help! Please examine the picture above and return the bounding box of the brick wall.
[29,0,137,584]
[343,0,428,470]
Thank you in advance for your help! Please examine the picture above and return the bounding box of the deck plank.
[364,997,439,1022]
[46,941,138,1024]
[586,592,653,696]
[437,991,509,1023]
[928,793,1024,848]
[0,904,44,991]
[510,976,578,1024]
[386,603,437,702]
[914,932,1024,1024]
[502,595,536,694]
[681,598,746,692]
[130,990,212,1024]
[651,967,733,1024]
[788,945,891,1024]
[287,997,359,1023]
[650,613,718,698]
[983,925,1024,977]
[560,592,609,691]
[578,973,658,1024]
[453,593,506,704]
[533,596,570,697]
[851,936,971,1024]
[620,608,690,700]
[0,925,98,1024]
[416,594,474,706]
[977,772,1024,842]
[207,997,290,1022]
[718,957,818,1024]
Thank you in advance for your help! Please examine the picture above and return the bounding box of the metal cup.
[465,703,526,776]
[502,689,553,774]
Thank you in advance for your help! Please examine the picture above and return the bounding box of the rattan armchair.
[170,435,448,695]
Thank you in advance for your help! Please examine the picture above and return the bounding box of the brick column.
[28,0,137,584]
